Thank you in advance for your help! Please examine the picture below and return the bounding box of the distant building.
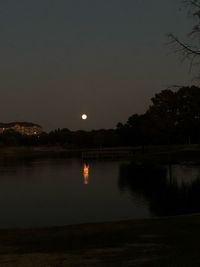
[0,122,42,136]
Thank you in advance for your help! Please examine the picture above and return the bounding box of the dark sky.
[0,0,194,131]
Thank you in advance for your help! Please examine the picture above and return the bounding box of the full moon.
[81,114,88,120]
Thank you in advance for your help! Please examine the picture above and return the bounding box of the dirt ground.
[0,215,200,266]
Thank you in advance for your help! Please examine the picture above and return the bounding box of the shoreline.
[1,144,200,163]
[0,214,200,266]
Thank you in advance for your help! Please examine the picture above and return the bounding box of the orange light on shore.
[83,163,89,185]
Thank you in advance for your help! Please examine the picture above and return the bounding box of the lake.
[0,158,199,228]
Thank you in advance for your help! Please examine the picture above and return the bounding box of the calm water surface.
[0,158,199,228]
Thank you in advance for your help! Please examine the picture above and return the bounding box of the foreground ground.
[0,215,200,266]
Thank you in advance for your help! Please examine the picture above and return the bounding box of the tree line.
[1,85,200,147]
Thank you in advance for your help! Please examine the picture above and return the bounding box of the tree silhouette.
[168,0,200,74]
[147,86,200,144]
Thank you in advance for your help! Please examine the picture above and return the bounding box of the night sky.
[0,0,194,131]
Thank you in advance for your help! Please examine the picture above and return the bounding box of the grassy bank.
[0,215,200,266]
[0,146,82,161]
[128,144,200,165]
[1,144,200,163]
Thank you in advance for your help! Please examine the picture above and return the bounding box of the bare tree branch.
[168,1,200,77]
[189,0,200,8]
[183,0,200,9]
[168,34,200,56]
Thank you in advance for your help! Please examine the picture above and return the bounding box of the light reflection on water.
[83,162,89,185]
[0,159,149,228]
[0,159,199,228]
